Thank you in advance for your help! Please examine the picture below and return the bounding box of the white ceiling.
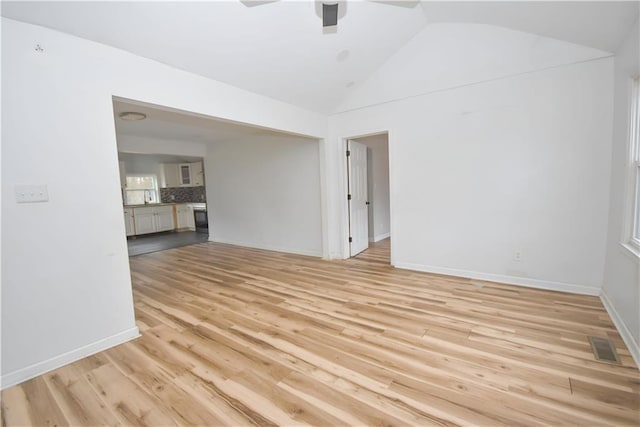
[118,152,203,164]
[1,0,427,113]
[113,98,310,144]
[424,1,639,53]
[3,1,638,114]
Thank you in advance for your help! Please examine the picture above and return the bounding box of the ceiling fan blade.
[369,0,420,8]
[239,0,279,7]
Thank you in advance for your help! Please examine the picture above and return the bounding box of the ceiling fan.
[240,0,419,28]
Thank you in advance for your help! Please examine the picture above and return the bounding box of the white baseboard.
[369,232,390,243]
[393,262,601,296]
[1,326,140,390]
[209,237,322,258]
[600,290,640,368]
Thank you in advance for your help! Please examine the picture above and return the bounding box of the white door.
[348,140,369,256]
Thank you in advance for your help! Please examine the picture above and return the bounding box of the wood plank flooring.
[3,239,639,426]
[128,231,209,257]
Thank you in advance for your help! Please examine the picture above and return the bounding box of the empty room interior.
[2,1,639,425]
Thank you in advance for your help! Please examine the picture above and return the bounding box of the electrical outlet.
[513,250,522,262]
[15,184,49,203]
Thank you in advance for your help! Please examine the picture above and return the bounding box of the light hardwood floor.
[2,239,639,426]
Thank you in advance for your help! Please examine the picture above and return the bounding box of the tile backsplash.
[160,186,207,203]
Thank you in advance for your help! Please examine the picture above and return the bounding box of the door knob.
[365,201,370,205]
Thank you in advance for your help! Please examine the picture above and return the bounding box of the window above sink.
[125,175,159,205]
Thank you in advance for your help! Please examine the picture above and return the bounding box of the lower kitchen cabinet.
[155,206,175,232]
[132,206,175,235]
[124,208,135,236]
[133,208,155,234]
[176,204,195,230]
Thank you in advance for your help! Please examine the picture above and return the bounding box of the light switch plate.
[15,185,49,203]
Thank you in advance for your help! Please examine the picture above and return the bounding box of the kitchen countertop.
[124,202,207,208]
[124,203,176,208]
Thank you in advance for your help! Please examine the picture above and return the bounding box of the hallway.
[352,238,390,265]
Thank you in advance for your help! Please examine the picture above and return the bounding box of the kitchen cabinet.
[133,206,175,235]
[155,206,175,232]
[178,163,192,186]
[161,161,204,188]
[124,208,135,236]
[161,163,180,188]
[191,161,204,186]
[133,208,155,235]
[176,204,195,230]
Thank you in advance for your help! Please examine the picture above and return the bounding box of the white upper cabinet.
[162,161,204,188]
[191,161,204,186]
[179,163,192,186]
[161,163,180,188]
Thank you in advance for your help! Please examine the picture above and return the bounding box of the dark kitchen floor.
[127,231,209,257]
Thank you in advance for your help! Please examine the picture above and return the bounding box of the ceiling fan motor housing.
[322,2,339,27]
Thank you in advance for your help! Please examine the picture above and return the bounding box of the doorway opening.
[113,96,323,260]
[346,132,390,261]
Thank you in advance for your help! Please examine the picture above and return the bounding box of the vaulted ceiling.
[2,1,638,114]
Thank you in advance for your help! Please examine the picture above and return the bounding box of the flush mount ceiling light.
[119,112,146,121]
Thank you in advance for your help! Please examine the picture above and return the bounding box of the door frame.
[340,130,393,263]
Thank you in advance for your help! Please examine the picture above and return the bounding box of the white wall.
[205,135,323,257]
[354,134,390,242]
[326,24,614,296]
[117,134,207,158]
[1,17,326,388]
[119,153,164,179]
[602,19,640,365]
[336,23,610,113]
